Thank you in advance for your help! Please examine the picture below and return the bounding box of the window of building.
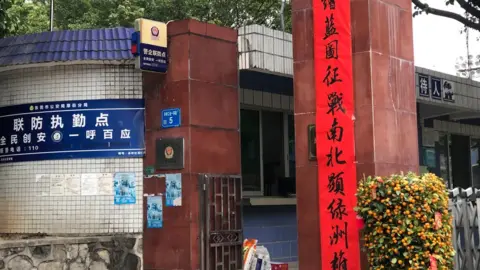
[429,131,478,189]
[436,132,452,187]
[240,108,295,196]
[240,109,262,194]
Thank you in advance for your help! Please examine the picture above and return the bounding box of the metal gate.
[199,174,243,270]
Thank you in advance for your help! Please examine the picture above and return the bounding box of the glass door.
[435,132,452,188]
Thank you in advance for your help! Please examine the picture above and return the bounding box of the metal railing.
[199,174,243,270]
[450,187,480,270]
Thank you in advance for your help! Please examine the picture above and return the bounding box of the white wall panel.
[0,64,143,234]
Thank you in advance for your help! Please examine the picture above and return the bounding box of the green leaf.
[3,0,294,37]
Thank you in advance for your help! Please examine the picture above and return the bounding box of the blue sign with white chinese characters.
[418,74,430,97]
[139,44,168,73]
[431,77,442,100]
[161,108,181,128]
[0,99,145,163]
[132,19,168,73]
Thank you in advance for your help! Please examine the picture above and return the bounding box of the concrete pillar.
[142,19,240,270]
[291,2,320,269]
[291,0,418,269]
[352,0,419,177]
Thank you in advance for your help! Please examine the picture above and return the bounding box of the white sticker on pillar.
[50,174,66,196]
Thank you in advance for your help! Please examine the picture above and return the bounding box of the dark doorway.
[451,134,472,189]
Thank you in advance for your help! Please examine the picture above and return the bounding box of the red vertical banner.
[313,0,361,269]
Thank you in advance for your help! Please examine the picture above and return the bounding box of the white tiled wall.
[0,64,144,234]
[238,25,293,76]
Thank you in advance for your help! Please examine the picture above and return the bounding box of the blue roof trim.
[0,27,136,67]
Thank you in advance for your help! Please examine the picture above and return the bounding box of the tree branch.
[412,0,480,31]
[455,0,480,19]
[470,0,480,8]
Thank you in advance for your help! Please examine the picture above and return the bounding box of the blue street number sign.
[161,108,181,128]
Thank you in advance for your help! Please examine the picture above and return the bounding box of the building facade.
[238,24,480,266]
[0,22,478,269]
[0,29,143,269]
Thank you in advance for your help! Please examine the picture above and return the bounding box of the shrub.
[355,173,454,269]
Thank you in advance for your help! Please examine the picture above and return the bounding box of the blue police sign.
[0,99,145,163]
[139,44,168,73]
[161,108,181,128]
[133,19,168,73]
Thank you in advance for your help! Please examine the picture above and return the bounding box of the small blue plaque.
[161,108,181,128]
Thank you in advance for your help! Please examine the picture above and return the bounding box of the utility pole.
[50,0,54,31]
[465,11,472,79]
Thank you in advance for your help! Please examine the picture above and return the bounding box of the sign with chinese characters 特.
[0,99,145,163]
[313,0,361,268]
[418,74,430,97]
[132,18,168,73]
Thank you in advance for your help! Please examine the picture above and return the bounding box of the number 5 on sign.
[161,108,181,128]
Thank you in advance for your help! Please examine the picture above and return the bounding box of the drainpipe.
[50,0,54,31]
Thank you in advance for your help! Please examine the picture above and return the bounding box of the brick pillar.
[291,0,418,269]
[291,1,320,269]
[142,19,240,270]
[352,0,419,177]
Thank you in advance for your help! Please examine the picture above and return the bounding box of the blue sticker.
[114,173,136,205]
[147,196,163,228]
[165,173,182,207]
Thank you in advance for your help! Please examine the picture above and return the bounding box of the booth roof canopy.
[0,27,136,67]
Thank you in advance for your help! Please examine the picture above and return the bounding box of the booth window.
[240,109,262,194]
[240,108,296,197]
